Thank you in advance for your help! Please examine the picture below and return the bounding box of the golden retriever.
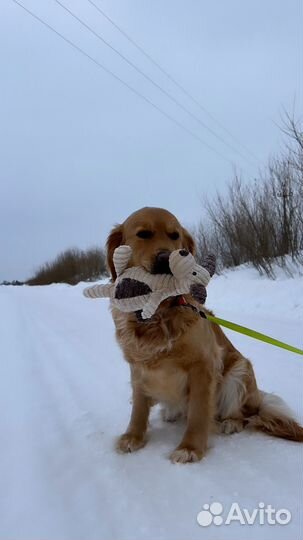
[106,207,303,463]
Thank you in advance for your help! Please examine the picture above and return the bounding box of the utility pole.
[277,160,292,256]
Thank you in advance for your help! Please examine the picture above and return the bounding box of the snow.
[0,262,302,540]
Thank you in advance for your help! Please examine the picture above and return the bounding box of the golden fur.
[106,207,303,463]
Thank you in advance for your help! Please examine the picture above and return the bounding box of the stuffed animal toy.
[83,245,215,320]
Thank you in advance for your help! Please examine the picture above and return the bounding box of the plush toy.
[83,245,215,320]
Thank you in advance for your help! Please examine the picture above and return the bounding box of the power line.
[11,0,235,165]
[86,0,259,165]
[53,0,254,167]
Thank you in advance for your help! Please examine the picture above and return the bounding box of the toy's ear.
[113,245,132,276]
[181,227,196,255]
[203,254,216,277]
[106,224,123,280]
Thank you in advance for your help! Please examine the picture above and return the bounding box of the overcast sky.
[1,0,301,281]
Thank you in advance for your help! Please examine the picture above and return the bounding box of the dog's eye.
[136,230,154,239]
[192,271,197,276]
[168,232,180,240]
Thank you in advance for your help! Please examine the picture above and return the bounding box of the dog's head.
[106,207,195,280]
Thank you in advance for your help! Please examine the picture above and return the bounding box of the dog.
[106,207,303,463]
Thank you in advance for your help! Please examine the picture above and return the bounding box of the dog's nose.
[151,251,172,274]
[157,251,170,263]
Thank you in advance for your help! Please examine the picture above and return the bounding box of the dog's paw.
[218,418,244,434]
[116,432,146,453]
[170,445,204,464]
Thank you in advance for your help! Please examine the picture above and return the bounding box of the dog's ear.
[106,224,123,279]
[181,227,196,255]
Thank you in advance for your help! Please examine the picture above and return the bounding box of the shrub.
[27,246,108,285]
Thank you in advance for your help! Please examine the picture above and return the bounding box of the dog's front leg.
[170,363,214,464]
[116,379,151,453]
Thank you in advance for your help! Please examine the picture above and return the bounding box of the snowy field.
[1,262,303,540]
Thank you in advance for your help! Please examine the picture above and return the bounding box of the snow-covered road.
[1,264,302,540]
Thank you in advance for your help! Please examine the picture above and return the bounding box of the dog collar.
[171,295,207,319]
[135,296,207,322]
[174,295,187,306]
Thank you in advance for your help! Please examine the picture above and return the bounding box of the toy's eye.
[192,271,197,275]
[136,230,154,239]
[168,232,180,240]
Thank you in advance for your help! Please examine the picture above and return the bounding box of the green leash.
[205,314,303,356]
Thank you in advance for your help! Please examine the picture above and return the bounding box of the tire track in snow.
[0,288,124,540]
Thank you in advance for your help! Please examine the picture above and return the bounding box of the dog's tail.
[247,391,303,442]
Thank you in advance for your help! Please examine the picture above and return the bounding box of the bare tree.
[194,114,303,277]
